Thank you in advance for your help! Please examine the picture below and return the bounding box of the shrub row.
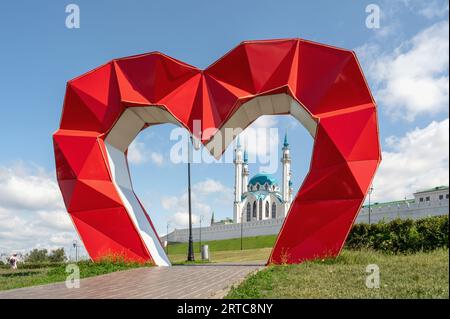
[16,262,65,269]
[346,215,449,253]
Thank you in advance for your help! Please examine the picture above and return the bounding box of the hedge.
[346,215,449,253]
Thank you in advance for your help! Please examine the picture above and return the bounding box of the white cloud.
[48,232,76,246]
[128,140,164,166]
[161,178,232,228]
[371,0,449,37]
[161,193,202,228]
[192,179,229,195]
[368,2,403,39]
[150,152,164,166]
[171,212,198,228]
[358,20,449,121]
[238,116,280,174]
[240,115,279,157]
[404,0,449,19]
[37,210,73,231]
[250,116,278,128]
[0,163,80,255]
[127,141,147,164]
[0,164,63,211]
[371,118,449,202]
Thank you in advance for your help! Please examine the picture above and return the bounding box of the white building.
[233,134,293,224]
[357,186,449,223]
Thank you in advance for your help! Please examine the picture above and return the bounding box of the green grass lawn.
[167,234,276,263]
[167,234,277,255]
[3,231,448,297]
[226,249,449,299]
[0,260,150,291]
[169,247,272,263]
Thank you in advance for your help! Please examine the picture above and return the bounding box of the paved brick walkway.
[0,264,263,299]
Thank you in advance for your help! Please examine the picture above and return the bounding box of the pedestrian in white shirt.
[8,253,18,270]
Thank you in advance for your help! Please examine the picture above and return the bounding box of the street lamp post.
[72,240,78,262]
[187,136,195,262]
[199,215,204,253]
[240,211,244,250]
[368,186,374,224]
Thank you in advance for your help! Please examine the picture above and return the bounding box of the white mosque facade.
[233,135,293,224]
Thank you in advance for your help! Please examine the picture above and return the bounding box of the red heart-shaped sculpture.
[53,39,381,266]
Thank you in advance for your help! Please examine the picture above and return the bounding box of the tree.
[48,248,66,263]
[25,249,48,263]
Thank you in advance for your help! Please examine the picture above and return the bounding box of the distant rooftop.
[212,217,234,225]
[414,186,449,194]
[362,185,449,208]
[362,199,415,209]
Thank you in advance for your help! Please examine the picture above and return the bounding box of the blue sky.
[0,0,448,256]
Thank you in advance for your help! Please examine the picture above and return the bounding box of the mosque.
[233,134,293,224]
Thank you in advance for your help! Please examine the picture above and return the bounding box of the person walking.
[8,253,18,270]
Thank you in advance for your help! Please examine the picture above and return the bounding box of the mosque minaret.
[233,137,244,223]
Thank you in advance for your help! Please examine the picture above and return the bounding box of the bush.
[25,249,49,263]
[24,248,67,264]
[17,262,65,270]
[346,215,449,253]
[48,248,66,263]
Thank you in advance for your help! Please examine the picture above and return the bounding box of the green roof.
[414,186,449,194]
[362,186,449,208]
[362,199,415,209]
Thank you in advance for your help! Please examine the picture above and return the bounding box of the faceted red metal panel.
[53,38,381,265]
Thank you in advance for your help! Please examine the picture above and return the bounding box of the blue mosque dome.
[248,173,278,186]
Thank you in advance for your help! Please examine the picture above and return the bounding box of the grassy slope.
[167,234,276,263]
[169,247,272,263]
[167,235,277,255]
[4,233,448,296]
[0,261,148,291]
[226,249,449,299]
